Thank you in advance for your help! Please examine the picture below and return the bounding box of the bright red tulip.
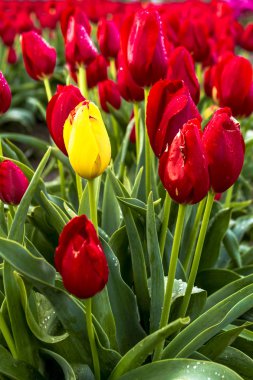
[98,79,121,113]
[0,71,11,114]
[166,46,200,104]
[60,5,91,40]
[7,46,17,65]
[121,9,168,87]
[240,23,253,52]
[55,215,109,299]
[202,108,245,193]
[117,53,144,102]
[146,79,201,157]
[20,31,56,80]
[97,18,120,59]
[86,54,108,89]
[46,85,85,155]
[0,160,29,205]
[159,119,210,204]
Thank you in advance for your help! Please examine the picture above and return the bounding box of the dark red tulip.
[117,54,144,102]
[55,215,109,299]
[7,46,17,65]
[240,23,253,52]
[166,46,200,104]
[97,18,120,59]
[1,19,16,47]
[146,79,201,158]
[0,71,11,114]
[204,66,216,98]
[65,16,97,68]
[98,79,121,113]
[0,160,29,205]
[86,54,108,89]
[202,108,245,193]
[20,31,56,81]
[214,53,253,117]
[121,9,168,87]
[60,5,91,40]
[159,119,210,204]
[46,85,85,155]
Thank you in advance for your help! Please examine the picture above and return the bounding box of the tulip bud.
[146,79,201,158]
[20,31,56,81]
[86,54,108,89]
[55,215,109,299]
[46,85,85,155]
[0,160,29,205]
[98,79,121,113]
[121,9,168,87]
[202,108,245,193]
[60,6,91,40]
[0,71,12,114]
[159,119,210,204]
[7,46,17,65]
[166,46,200,104]
[97,18,120,59]
[241,23,253,52]
[63,100,111,179]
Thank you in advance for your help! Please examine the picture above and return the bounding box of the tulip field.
[1,0,253,379]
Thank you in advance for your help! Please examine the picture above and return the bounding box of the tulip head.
[202,108,245,193]
[63,100,111,179]
[20,31,56,81]
[159,119,210,204]
[55,215,109,299]
[97,18,120,59]
[46,85,85,155]
[0,71,11,114]
[86,54,108,89]
[98,79,121,113]
[146,79,201,158]
[0,160,29,205]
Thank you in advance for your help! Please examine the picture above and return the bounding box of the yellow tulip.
[63,101,111,179]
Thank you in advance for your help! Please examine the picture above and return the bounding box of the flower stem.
[224,185,233,208]
[85,298,100,380]
[183,197,206,276]
[88,178,98,232]
[76,174,83,206]
[109,59,117,81]
[58,161,65,199]
[0,311,17,359]
[153,204,187,361]
[179,192,215,319]
[43,77,52,101]
[133,102,140,160]
[159,193,172,260]
[144,87,151,200]
[78,64,88,98]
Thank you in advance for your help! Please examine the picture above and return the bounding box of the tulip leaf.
[199,208,231,270]
[101,238,146,354]
[3,138,32,168]
[232,215,253,242]
[146,192,164,332]
[117,359,243,380]
[114,119,134,177]
[223,229,241,267]
[7,147,51,243]
[216,346,253,380]
[0,345,45,380]
[102,173,121,236]
[0,202,7,237]
[109,317,190,380]
[196,269,240,295]
[40,349,76,380]
[0,108,35,130]
[0,133,49,151]
[40,191,69,234]
[131,167,143,198]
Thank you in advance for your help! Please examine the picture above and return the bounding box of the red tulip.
[166,46,200,104]
[86,54,108,89]
[98,79,121,113]
[121,9,168,87]
[159,119,210,204]
[146,79,201,158]
[213,53,253,117]
[117,53,144,102]
[60,5,91,40]
[240,23,253,52]
[55,215,109,299]
[46,85,85,155]
[7,46,17,65]
[0,160,29,205]
[202,108,245,193]
[20,31,56,81]
[97,18,120,59]
[0,71,11,114]
[65,16,97,68]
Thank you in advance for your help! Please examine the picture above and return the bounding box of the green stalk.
[76,174,83,206]
[85,298,100,380]
[78,64,88,98]
[43,77,52,102]
[183,197,206,276]
[179,192,215,319]
[224,185,233,208]
[144,88,151,200]
[0,138,3,156]
[133,102,140,160]
[153,204,187,361]
[109,59,117,81]
[88,178,98,232]
[111,116,119,150]
[0,311,17,359]
[159,193,172,260]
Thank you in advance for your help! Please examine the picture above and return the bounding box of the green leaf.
[3,139,32,168]
[0,108,35,130]
[232,328,253,358]
[0,345,45,380]
[196,269,241,295]
[8,147,51,243]
[223,229,241,267]
[216,346,253,380]
[162,282,253,359]
[102,173,121,236]
[146,192,164,332]
[40,349,76,380]
[117,359,243,380]
[199,208,231,270]
[40,191,69,234]
[114,119,134,177]
[101,238,146,354]
[131,167,143,198]
[233,215,253,242]
[109,318,190,380]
